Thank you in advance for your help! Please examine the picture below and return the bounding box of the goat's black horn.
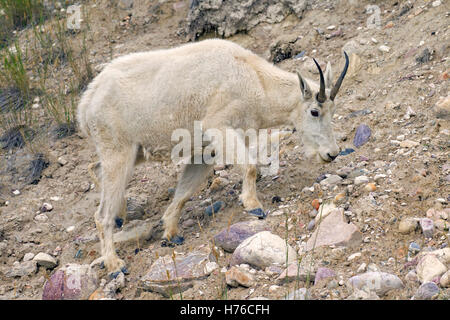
[330,51,349,101]
[313,58,326,103]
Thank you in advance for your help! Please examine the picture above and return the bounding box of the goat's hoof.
[248,208,267,219]
[115,217,124,229]
[161,235,185,247]
[109,266,129,279]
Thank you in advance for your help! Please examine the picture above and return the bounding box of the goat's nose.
[327,153,338,161]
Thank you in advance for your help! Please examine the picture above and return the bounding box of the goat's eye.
[311,109,319,117]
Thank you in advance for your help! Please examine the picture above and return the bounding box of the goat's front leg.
[239,164,266,218]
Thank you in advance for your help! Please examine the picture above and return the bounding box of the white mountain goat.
[77,39,349,273]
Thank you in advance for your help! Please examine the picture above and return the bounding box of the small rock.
[405,270,419,282]
[214,220,269,252]
[231,231,296,269]
[307,219,315,231]
[353,124,371,148]
[315,202,336,223]
[364,183,376,192]
[348,252,362,261]
[400,140,419,148]
[141,250,213,297]
[205,201,224,216]
[5,261,38,278]
[23,253,35,262]
[34,214,49,223]
[347,272,404,296]
[40,202,53,212]
[357,263,367,273]
[378,45,390,53]
[320,175,343,186]
[33,252,58,269]
[57,156,68,166]
[283,288,310,300]
[314,267,336,286]
[432,0,441,7]
[225,266,255,288]
[42,264,98,300]
[306,209,362,251]
[413,282,440,300]
[440,270,450,287]
[419,218,434,238]
[354,176,369,185]
[416,254,447,283]
[399,218,419,234]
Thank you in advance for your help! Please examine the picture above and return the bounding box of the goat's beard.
[302,144,327,164]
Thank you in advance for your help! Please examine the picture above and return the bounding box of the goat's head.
[293,52,349,163]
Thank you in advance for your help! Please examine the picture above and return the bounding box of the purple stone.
[42,264,98,300]
[353,124,371,148]
[214,221,269,252]
[314,267,336,285]
[420,218,434,238]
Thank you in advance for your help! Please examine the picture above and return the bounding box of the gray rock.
[214,220,269,252]
[314,267,336,286]
[42,264,98,300]
[320,175,343,186]
[353,124,371,148]
[347,272,404,296]
[231,231,296,269]
[33,252,58,269]
[413,282,440,300]
[419,218,434,238]
[141,250,214,297]
[186,0,308,39]
[5,261,38,278]
[283,288,310,300]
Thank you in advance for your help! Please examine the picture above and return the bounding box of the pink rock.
[42,264,98,300]
[314,267,336,286]
[306,209,362,251]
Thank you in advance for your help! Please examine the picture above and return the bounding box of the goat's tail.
[77,75,102,137]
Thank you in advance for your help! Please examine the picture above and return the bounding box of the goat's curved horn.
[330,51,349,101]
[313,58,326,103]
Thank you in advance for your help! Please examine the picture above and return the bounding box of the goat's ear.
[297,72,312,100]
[324,62,333,89]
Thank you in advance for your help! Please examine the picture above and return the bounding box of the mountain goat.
[77,39,349,273]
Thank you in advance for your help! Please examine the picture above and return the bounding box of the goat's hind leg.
[91,145,137,274]
[161,162,213,247]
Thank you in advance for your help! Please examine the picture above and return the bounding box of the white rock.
[440,270,450,287]
[66,226,75,232]
[354,176,369,185]
[315,202,337,223]
[432,0,441,7]
[23,253,35,262]
[231,231,296,269]
[357,263,367,273]
[33,252,58,269]
[13,190,20,195]
[378,45,390,53]
[57,157,68,166]
[204,262,219,274]
[347,272,404,296]
[34,214,49,223]
[348,252,362,261]
[416,254,447,283]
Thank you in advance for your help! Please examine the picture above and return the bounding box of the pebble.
[400,140,419,148]
[66,226,75,232]
[40,203,53,212]
[213,220,269,252]
[419,218,434,238]
[5,261,38,278]
[354,176,369,185]
[320,175,343,186]
[413,282,440,300]
[353,124,371,148]
[225,266,255,288]
[364,183,376,192]
[348,252,361,261]
[440,270,450,287]
[357,263,367,273]
[378,45,391,53]
[204,201,224,216]
[315,202,336,223]
[409,242,421,255]
[23,253,35,262]
[57,156,68,166]
[33,252,58,269]
[398,218,418,234]
[283,288,310,300]
[405,270,419,282]
[314,267,336,286]
[432,0,441,7]
[34,214,49,223]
